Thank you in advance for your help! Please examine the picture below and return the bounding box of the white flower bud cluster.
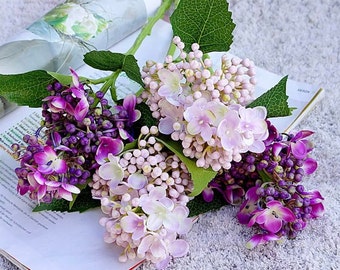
[95,126,194,267]
[140,36,256,121]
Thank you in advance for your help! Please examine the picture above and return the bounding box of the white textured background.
[0,0,339,269]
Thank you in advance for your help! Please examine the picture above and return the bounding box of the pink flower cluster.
[91,126,194,269]
[140,37,268,171]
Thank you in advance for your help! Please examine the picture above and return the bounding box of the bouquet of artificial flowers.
[0,0,324,269]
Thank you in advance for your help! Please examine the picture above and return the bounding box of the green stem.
[126,0,174,55]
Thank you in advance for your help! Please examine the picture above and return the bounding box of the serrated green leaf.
[0,70,54,107]
[83,51,144,86]
[170,0,235,54]
[33,186,100,213]
[156,135,217,197]
[247,75,294,118]
[187,192,227,217]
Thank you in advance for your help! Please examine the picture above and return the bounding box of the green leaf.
[156,135,217,197]
[83,51,144,86]
[0,70,54,107]
[33,186,101,213]
[47,71,88,85]
[134,102,159,131]
[170,0,236,53]
[247,75,295,118]
[187,192,227,217]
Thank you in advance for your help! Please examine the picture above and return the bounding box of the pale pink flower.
[216,110,242,150]
[157,69,183,106]
[121,211,146,240]
[183,98,216,142]
[98,153,124,189]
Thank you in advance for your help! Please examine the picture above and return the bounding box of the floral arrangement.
[0,0,324,269]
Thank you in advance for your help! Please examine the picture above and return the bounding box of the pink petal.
[147,214,163,231]
[37,185,47,200]
[137,235,153,256]
[263,216,282,233]
[74,97,89,121]
[150,238,166,258]
[279,207,295,222]
[95,137,124,164]
[272,142,285,156]
[310,203,325,218]
[58,189,73,201]
[291,141,308,159]
[54,159,68,174]
[302,158,317,175]
[62,183,80,194]
[168,239,189,257]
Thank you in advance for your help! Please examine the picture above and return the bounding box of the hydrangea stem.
[90,0,174,105]
[125,0,174,55]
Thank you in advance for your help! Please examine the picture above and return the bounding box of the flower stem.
[125,0,174,55]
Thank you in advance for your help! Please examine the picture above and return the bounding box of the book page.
[0,19,323,270]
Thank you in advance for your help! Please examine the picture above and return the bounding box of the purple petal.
[302,158,317,174]
[291,141,308,159]
[74,97,89,121]
[225,184,245,205]
[272,142,285,156]
[95,137,124,164]
[279,207,295,222]
[310,203,325,218]
[37,185,47,200]
[262,216,283,233]
[202,187,214,202]
[33,171,46,185]
[54,159,68,174]
[246,233,280,249]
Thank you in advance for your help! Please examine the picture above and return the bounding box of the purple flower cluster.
[202,121,324,247]
[13,69,140,203]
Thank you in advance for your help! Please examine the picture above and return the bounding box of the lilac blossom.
[33,146,67,174]
[95,136,124,165]
[237,186,260,224]
[42,96,66,113]
[158,99,184,134]
[248,200,295,233]
[157,68,183,106]
[183,98,216,142]
[98,153,124,189]
[216,109,242,150]
[237,106,268,153]
[121,211,146,240]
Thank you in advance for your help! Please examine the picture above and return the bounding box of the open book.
[0,2,324,270]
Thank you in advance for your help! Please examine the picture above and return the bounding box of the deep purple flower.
[116,94,141,126]
[95,136,124,165]
[248,200,295,233]
[237,186,260,224]
[34,146,67,174]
